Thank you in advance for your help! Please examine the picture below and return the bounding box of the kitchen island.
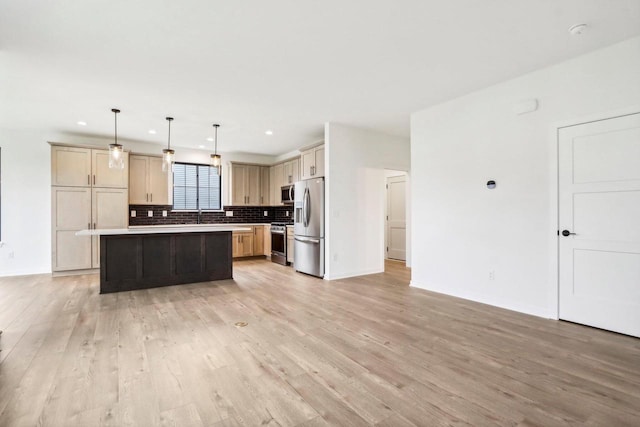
[77,225,250,294]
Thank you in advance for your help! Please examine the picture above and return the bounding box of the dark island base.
[100,231,233,294]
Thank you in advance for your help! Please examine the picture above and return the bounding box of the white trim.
[324,268,384,281]
[410,281,554,319]
[549,105,640,321]
[0,269,51,278]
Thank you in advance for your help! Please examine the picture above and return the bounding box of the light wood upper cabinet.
[129,155,170,205]
[260,166,270,206]
[52,145,129,188]
[300,144,324,180]
[148,157,169,205]
[52,146,92,187]
[231,163,268,206]
[271,163,284,205]
[92,150,129,188]
[282,158,300,185]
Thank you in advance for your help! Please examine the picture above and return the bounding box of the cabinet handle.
[146,193,149,202]
[150,193,153,203]
[87,174,90,185]
[93,175,96,185]
[93,222,96,230]
[88,222,91,230]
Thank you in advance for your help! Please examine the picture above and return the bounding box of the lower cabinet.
[232,225,268,258]
[232,232,254,258]
[286,226,294,264]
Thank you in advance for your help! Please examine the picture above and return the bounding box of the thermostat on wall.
[487,180,496,189]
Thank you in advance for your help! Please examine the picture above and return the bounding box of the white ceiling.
[1,1,639,156]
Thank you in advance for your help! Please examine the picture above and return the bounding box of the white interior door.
[559,112,640,337]
[386,175,406,261]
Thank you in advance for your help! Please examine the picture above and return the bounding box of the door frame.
[385,173,407,261]
[550,104,640,320]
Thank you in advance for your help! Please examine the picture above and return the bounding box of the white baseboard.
[325,268,384,281]
[409,280,554,319]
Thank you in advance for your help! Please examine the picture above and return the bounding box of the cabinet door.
[247,165,261,206]
[264,225,271,256]
[260,166,270,206]
[287,235,294,264]
[273,163,284,205]
[51,146,92,187]
[129,155,150,204]
[291,158,300,183]
[240,234,254,257]
[148,157,169,205]
[253,226,264,254]
[301,149,315,180]
[283,161,293,185]
[92,188,128,268]
[314,146,325,178]
[92,149,129,188]
[231,164,247,205]
[52,187,92,271]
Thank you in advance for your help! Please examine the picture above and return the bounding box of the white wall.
[0,129,52,276]
[410,36,640,318]
[325,123,410,280]
[0,131,276,277]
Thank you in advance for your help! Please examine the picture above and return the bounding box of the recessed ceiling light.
[148,129,157,134]
[206,137,214,142]
[568,23,587,35]
[77,121,87,126]
[198,145,205,149]
[265,130,273,135]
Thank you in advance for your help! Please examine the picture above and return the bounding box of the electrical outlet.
[147,210,153,217]
[489,270,495,280]
[130,210,136,217]
[162,210,167,217]
[263,211,268,217]
[8,251,15,259]
[286,211,290,217]
[333,253,338,261]
[225,211,233,217]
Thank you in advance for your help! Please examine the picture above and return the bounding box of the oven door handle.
[295,237,320,244]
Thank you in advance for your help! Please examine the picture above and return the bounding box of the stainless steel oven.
[271,223,287,265]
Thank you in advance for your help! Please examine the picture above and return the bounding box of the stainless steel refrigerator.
[294,177,324,277]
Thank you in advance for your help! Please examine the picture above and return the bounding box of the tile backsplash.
[128,205,294,226]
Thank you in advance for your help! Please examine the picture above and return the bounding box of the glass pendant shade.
[108,143,124,169]
[162,148,175,172]
[109,108,124,169]
[163,117,175,173]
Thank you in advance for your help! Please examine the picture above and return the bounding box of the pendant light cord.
[168,119,171,150]
[111,108,120,145]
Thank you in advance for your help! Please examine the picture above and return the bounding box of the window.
[173,162,221,210]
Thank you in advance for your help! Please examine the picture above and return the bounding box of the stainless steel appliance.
[294,178,324,277]
[281,184,294,204]
[271,222,288,265]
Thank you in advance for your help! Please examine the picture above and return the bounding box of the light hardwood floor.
[0,260,639,426]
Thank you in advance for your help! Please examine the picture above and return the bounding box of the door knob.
[561,230,576,236]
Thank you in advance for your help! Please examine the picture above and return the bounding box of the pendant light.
[108,108,124,169]
[210,124,221,171]
[162,117,175,173]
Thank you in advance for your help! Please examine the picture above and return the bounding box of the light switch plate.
[148,210,153,217]
[225,211,233,217]
[130,210,136,217]
[162,210,167,217]
[286,211,290,217]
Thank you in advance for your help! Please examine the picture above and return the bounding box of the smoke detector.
[568,23,587,35]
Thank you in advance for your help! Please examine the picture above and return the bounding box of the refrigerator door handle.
[304,187,311,227]
[295,237,320,244]
[289,185,294,202]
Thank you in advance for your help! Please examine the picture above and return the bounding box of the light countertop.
[76,224,251,236]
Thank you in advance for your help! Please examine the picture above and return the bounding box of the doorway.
[385,171,407,262]
[558,112,640,337]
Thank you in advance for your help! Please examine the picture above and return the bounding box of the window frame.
[171,161,223,212]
